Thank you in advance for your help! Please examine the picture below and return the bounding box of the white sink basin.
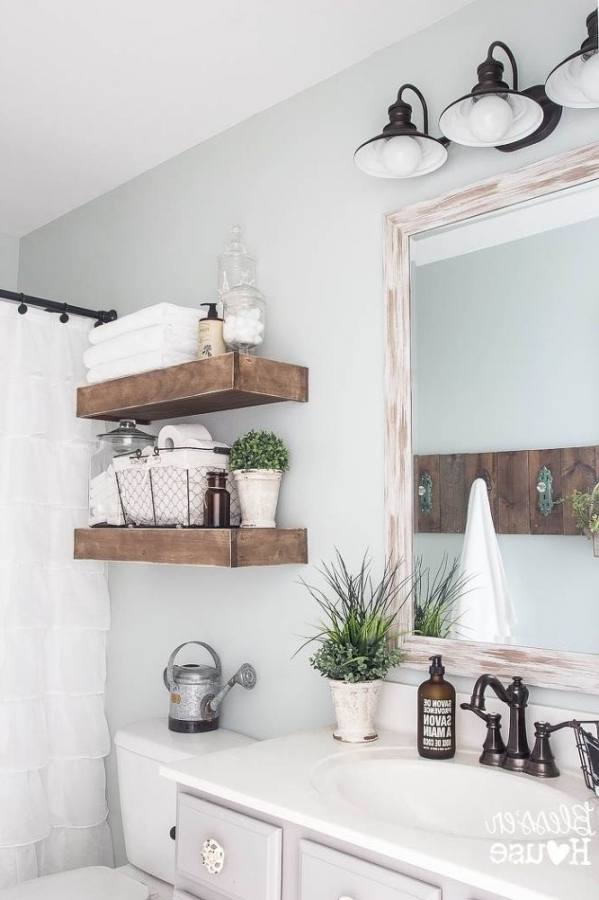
[312,747,589,841]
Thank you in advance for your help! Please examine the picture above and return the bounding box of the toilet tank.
[114,718,255,885]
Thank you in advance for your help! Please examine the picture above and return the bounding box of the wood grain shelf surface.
[74,527,308,567]
[76,353,309,422]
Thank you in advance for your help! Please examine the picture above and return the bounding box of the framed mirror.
[384,142,599,694]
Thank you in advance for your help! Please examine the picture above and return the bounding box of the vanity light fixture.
[546,10,599,108]
[439,41,562,151]
[354,83,448,179]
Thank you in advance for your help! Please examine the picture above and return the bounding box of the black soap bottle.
[417,655,456,760]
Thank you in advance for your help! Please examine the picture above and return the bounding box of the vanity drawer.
[176,793,281,900]
[299,840,441,900]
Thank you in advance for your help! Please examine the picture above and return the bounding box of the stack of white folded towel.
[84,302,202,383]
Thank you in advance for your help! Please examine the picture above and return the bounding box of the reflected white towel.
[89,302,201,345]
[84,323,198,368]
[85,350,196,383]
[457,478,516,643]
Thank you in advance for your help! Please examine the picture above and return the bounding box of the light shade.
[546,11,599,108]
[439,40,545,149]
[439,90,544,148]
[354,83,448,179]
[354,133,447,178]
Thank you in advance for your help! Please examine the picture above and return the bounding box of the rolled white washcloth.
[86,350,196,384]
[84,322,199,368]
[89,302,202,345]
[158,423,213,450]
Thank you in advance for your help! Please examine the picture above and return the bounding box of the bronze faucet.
[462,677,599,784]
[461,674,532,773]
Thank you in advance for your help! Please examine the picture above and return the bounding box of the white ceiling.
[0,0,474,237]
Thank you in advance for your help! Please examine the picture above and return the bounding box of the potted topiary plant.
[229,429,289,528]
[297,550,408,743]
[569,483,599,557]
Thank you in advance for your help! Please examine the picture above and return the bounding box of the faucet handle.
[524,720,574,778]
[461,703,506,767]
[479,712,506,767]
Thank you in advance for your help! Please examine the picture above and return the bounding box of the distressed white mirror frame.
[384,141,599,695]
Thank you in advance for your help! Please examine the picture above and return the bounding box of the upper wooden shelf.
[76,353,309,422]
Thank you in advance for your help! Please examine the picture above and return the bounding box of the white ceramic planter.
[593,533,599,558]
[329,679,382,743]
[233,469,282,528]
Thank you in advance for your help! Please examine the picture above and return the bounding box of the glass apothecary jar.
[89,419,155,526]
[222,285,266,354]
[218,225,256,297]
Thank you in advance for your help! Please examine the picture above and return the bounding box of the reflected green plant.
[412,554,470,639]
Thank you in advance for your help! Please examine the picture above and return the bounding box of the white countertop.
[161,728,598,900]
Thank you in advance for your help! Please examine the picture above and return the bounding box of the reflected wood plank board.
[562,446,598,535]
[497,450,530,534]
[385,141,599,693]
[414,455,440,533]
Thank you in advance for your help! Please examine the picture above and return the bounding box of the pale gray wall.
[413,219,599,654]
[17,0,599,862]
[0,235,19,289]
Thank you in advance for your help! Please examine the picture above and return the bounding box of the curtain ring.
[17,293,28,315]
[59,303,69,324]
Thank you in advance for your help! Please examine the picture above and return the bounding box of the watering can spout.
[207,664,257,716]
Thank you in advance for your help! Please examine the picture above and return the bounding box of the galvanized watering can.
[164,641,257,733]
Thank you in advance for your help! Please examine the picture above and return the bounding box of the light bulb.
[381,135,422,177]
[468,94,514,143]
[579,52,599,103]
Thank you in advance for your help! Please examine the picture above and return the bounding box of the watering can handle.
[163,641,222,690]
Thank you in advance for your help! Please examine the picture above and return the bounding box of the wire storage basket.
[113,447,241,527]
[573,721,599,795]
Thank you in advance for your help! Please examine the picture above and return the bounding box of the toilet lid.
[0,867,149,900]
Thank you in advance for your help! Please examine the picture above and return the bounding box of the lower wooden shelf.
[74,526,308,567]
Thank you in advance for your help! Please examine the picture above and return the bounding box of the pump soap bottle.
[198,303,226,359]
[417,655,455,760]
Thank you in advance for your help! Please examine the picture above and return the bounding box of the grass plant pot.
[233,469,282,528]
[329,679,381,743]
[594,533,599,558]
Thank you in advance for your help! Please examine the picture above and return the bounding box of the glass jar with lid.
[89,419,155,526]
[218,225,256,297]
[222,285,266,355]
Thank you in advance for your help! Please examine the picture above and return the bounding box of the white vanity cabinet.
[173,791,510,900]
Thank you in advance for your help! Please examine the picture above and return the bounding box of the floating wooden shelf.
[76,353,309,422]
[74,527,308,567]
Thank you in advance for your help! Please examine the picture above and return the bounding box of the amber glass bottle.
[417,655,456,760]
[203,471,231,528]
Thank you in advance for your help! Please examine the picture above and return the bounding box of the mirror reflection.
[410,181,599,655]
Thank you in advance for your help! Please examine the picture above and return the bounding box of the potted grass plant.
[569,483,599,557]
[229,429,289,527]
[298,550,409,743]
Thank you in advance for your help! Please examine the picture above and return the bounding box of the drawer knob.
[201,837,225,875]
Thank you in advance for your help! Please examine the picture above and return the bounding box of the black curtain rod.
[0,288,117,326]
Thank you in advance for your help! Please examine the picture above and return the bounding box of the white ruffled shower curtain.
[0,304,113,888]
